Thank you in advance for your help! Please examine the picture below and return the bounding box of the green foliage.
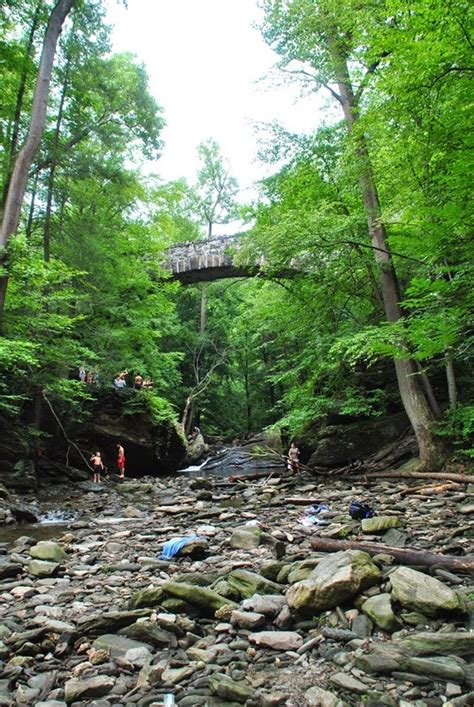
[192,138,239,236]
[121,389,177,425]
[437,405,474,460]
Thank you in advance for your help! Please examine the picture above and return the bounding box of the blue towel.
[160,534,204,559]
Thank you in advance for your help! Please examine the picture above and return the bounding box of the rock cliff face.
[0,391,188,493]
[74,391,188,477]
[304,412,412,469]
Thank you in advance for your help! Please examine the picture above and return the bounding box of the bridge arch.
[164,234,261,284]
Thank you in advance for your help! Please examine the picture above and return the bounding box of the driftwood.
[399,482,462,497]
[310,536,474,574]
[360,470,472,484]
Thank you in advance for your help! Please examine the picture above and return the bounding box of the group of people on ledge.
[78,365,99,385]
[89,443,126,483]
[113,370,153,390]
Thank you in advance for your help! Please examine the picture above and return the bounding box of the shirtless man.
[117,443,126,478]
[90,451,104,483]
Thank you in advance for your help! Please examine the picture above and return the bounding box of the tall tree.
[193,138,239,238]
[259,0,447,468]
[0,0,75,313]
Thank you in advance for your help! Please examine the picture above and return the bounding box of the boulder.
[27,560,59,577]
[240,595,287,617]
[396,632,474,657]
[390,567,466,616]
[231,610,266,630]
[229,526,261,550]
[161,581,236,614]
[208,673,255,703]
[227,569,282,599]
[286,550,381,615]
[362,593,400,633]
[29,541,67,562]
[186,432,208,462]
[1,459,37,493]
[92,634,153,658]
[308,413,409,468]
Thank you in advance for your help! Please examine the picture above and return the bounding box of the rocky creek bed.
[0,470,473,707]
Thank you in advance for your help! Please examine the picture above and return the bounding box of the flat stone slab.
[248,631,303,650]
[329,672,369,693]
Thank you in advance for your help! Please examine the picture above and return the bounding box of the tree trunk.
[310,536,473,573]
[446,355,458,408]
[44,56,70,262]
[0,0,75,314]
[1,1,42,216]
[25,171,39,240]
[327,35,444,470]
[199,283,207,335]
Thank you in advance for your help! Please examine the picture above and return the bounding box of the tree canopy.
[0,0,472,465]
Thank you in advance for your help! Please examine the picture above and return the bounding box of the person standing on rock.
[287,441,300,473]
[117,443,126,478]
[90,451,104,483]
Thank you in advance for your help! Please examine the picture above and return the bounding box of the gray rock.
[248,631,303,650]
[396,632,474,657]
[64,675,115,702]
[355,653,401,674]
[92,633,153,658]
[390,567,466,616]
[29,541,67,562]
[229,527,261,550]
[305,685,343,706]
[227,569,282,599]
[161,580,236,614]
[231,609,265,630]
[208,672,255,703]
[286,550,381,614]
[240,595,287,616]
[329,672,369,693]
[27,560,59,577]
[362,516,399,533]
[400,655,465,682]
[119,620,176,647]
[362,593,400,632]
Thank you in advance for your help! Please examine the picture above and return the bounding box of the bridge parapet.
[165,234,257,284]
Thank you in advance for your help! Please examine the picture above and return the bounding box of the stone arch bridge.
[164,234,261,285]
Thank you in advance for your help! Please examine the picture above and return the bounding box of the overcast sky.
[104,0,329,202]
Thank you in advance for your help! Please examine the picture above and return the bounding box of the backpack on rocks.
[349,500,375,520]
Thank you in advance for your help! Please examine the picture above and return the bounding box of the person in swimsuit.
[90,451,104,483]
[287,441,300,473]
[116,443,126,478]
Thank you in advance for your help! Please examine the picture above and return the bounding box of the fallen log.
[310,536,474,574]
[360,471,472,484]
[399,482,462,497]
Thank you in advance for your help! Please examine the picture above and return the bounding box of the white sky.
[104,0,329,206]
